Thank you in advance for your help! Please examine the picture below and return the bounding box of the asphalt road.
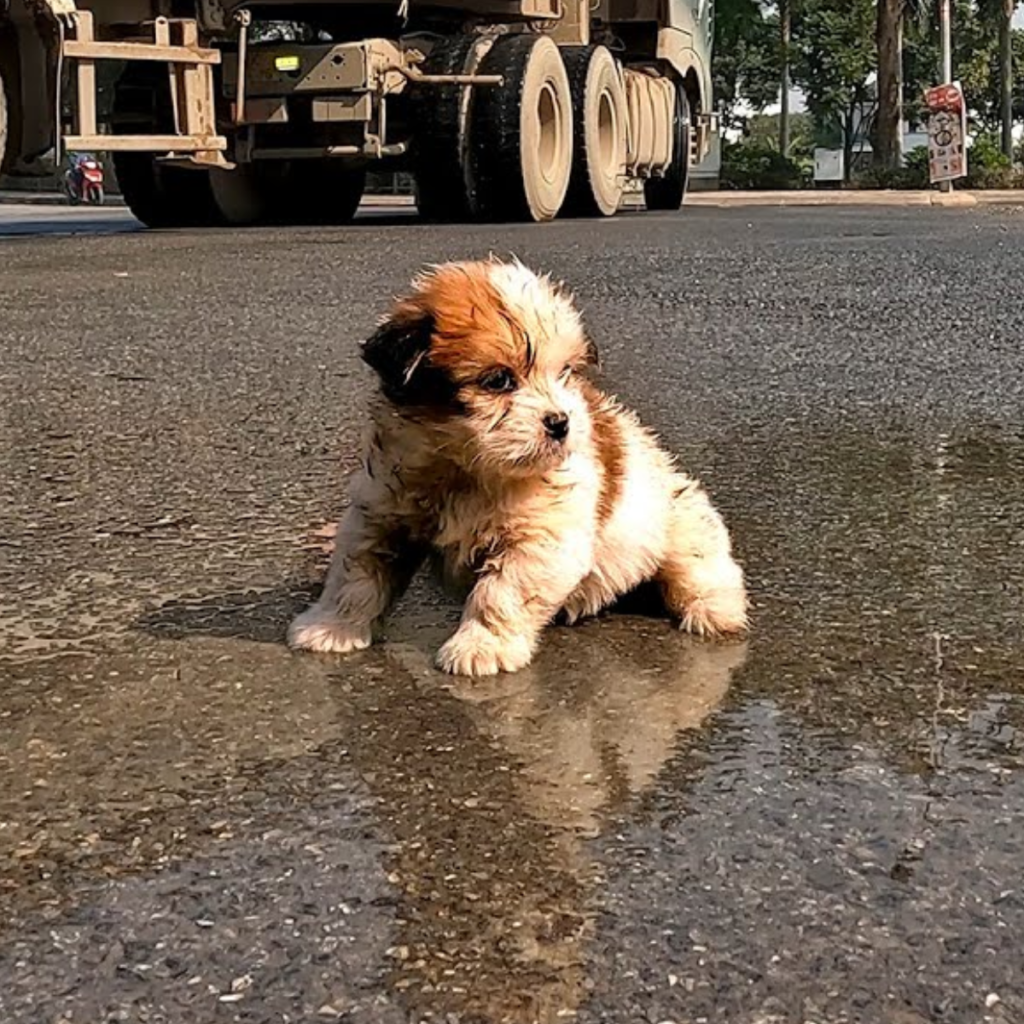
[1,203,1023,1024]
[0,198,419,236]
[0,201,139,236]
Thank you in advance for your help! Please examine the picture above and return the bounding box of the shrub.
[904,145,930,183]
[852,146,930,190]
[964,132,1015,189]
[720,139,809,191]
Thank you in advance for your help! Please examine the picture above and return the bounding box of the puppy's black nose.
[543,412,570,441]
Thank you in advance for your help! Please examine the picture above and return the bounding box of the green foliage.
[715,0,879,176]
[964,130,1016,186]
[902,2,1024,132]
[790,0,876,157]
[712,0,1023,189]
[720,138,811,190]
[852,146,930,188]
[712,0,781,128]
[904,145,931,181]
[970,131,1011,169]
[851,139,1023,190]
[743,111,817,159]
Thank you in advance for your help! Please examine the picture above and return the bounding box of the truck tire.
[0,63,9,175]
[283,161,366,225]
[471,34,573,223]
[210,161,364,226]
[411,35,482,222]
[643,83,690,212]
[111,65,222,228]
[0,33,19,176]
[208,165,273,226]
[561,46,627,218]
[114,153,222,228]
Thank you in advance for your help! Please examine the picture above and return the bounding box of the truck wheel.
[643,84,691,212]
[561,46,627,218]
[472,34,573,223]
[284,161,366,225]
[209,164,278,226]
[114,153,223,228]
[0,32,22,176]
[412,35,482,222]
[0,63,9,175]
[210,161,364,226]
[111,65,222,228]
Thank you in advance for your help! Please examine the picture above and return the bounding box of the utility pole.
[939,0,953,192]
[780,0,791,156]
[896,13,905,166]
[940,0,952,83]
[1000,0,1013,160]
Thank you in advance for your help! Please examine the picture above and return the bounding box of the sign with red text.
[925,82,967,183]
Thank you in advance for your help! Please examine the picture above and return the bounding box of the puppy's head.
[362,258,598,477]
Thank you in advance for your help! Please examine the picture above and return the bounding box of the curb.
[929,191,980,208]
[682,190,1002,208]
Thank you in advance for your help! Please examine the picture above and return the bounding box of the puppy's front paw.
[288,606,373,654]
[436,621,533,677]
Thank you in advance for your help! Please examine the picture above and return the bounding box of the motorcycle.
[64,154,105,206]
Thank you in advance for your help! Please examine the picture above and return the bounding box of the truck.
[0,0,715,226]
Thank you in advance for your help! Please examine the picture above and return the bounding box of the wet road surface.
[0,199,421,237]
[0,201,139,237]
[1,206,1023,1024]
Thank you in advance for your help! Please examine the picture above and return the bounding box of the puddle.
[2,381,1023,1021]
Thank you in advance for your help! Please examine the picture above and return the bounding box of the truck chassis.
[0,0,716,225]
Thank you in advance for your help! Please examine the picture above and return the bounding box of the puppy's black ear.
[361,310,458,408]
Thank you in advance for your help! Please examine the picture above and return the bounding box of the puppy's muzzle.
[543,411,570,442]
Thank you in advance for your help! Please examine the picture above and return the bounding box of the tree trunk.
[1000,0,1013,160]
[779,0,791,155]
[875,0,902,169]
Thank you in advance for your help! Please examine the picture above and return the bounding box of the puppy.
[288,258,748,677]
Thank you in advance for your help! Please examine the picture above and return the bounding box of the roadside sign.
[925,82,967,183]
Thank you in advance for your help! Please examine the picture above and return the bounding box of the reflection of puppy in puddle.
[369,633,748,1024]
[289,258,749,677]
[386,632,748,838]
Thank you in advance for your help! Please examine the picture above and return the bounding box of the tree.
[712,0,781,131]
[875,0,904,169]
[902,0,1024,135]
[901,0,973,121]
[977,0,1015,158]
[791,0,876,180]
[875,0,933,170]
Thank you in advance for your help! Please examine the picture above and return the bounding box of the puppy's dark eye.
[480,368,517,393]
[559,364,573,380]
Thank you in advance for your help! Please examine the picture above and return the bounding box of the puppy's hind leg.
[289,503,422,655]
[656,478,749,638]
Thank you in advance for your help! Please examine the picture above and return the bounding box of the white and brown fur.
[288,257,749,677]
